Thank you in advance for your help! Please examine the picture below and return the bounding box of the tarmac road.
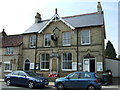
[1,82,120,90]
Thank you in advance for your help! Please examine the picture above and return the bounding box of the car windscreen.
[26,72,38,77]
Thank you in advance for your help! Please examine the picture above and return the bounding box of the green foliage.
[105,40,117,58]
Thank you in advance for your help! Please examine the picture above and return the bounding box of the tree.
[105,40,117,58]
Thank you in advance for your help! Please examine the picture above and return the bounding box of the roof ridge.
[39,12,99,22]
[62,12,99,19]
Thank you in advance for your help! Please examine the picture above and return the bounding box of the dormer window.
[29,35,36,48]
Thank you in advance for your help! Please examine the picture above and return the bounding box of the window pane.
[41,54,49,69]
[29,35,36,48]
[63,32,71,46]
[81,30,90,44]
[44,34,51,47]
[62,53,72,70]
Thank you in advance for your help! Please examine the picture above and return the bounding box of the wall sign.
[97,62,103,71]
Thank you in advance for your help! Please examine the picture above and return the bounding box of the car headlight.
[35,79,43,82]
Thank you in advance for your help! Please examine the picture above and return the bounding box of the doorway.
[90,59,95,72]
[83,59,95,72]
[24,60,30,70]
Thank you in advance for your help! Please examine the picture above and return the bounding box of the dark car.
[4,71,49,89]
[55,72,101,90]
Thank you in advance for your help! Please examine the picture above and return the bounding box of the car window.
[12,71,19,75]
[19,72,25,76]
[26,72,38,77]
[82,73,91,78]
[69,73,81,79]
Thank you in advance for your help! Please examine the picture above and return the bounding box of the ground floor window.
[4,62,12,72]
[62,52,72,70]
[41,54,50,70]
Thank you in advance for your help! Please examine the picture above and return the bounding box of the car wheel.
[57,83,64,90]
[6,79,12,86]
[28,81,34,89]
[87,85,96,90]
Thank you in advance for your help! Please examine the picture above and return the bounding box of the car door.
[10,71,19,85]
[17,71,28,85]
[65,73,80,88]
[77,72,91,89]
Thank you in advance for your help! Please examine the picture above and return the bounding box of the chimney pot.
[35,12,41,23]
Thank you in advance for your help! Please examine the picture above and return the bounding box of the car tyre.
[57,83,64,90]
[6,79,12,86]
[87,85,96,90]
[28,81,34,89]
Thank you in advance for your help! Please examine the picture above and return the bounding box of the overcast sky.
[0,0,119,56]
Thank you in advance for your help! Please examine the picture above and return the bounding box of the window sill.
[81,43,91,45]
[4,55,13,56]
[62,69,76,71]
[4,70,12,72]
[40,69,49,71]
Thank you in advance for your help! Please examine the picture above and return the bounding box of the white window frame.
[40,54,50,70]
[81,30,91,45]
[63,32,71,46]
[4,61,12,72]
[62,52,73,71]
[6,47,13,55]
[29,35,36,48]
[44,34,51,47]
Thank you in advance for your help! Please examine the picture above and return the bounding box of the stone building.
[22,2,106,77]
[0,29,23,78]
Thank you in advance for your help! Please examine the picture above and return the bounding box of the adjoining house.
[0,29,23,78]
[22,2,106,77]
[0,2,106,78]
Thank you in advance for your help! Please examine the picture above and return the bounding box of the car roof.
[73,72,95,74]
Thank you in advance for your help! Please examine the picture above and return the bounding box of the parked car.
[55,72,101,90]
[4,71,49,89]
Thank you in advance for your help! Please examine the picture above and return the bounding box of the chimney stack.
[35,12,41,23]
[97,1,102,13]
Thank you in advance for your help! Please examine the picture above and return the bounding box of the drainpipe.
[77,29,79,71]
[34,33,38,73]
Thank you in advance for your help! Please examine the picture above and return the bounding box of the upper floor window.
[62,52,72,70]
[63,32,71,46]
[6,47,13,55]
[40,54,50,70]
[29,35,36,48]
[44,34,51,47]
[81,30,90,45]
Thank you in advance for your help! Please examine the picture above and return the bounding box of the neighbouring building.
[105,58,120,77]
[22,2,106,77]
[0,29,23,78]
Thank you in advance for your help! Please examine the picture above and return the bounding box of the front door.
[83,59,95,72]
[50,58,58,74]
[90,59,95,72]
[24,60,30,70]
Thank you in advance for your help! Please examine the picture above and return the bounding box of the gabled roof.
[23,12,104,34]
[38,14,75,33]
[2,35,23,47]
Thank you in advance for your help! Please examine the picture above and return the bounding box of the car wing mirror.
[66,77,70,79]
[23,75,27,78]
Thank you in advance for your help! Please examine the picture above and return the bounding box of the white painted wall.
[105,58,120,77]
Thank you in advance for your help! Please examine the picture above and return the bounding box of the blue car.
[4,71,49,88]
[55,72,101,90]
